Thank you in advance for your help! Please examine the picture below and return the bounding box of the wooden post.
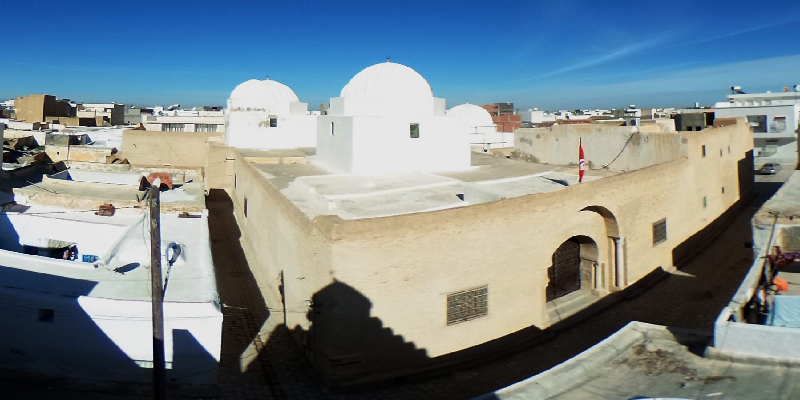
[149,184,167,400]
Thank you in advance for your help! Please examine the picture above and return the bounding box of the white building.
[144,111,225,133]
[715,89,800,161]
[447,103,512,150]
[224,78,316,149]
[316,61,471,174]
[0,203,222,384]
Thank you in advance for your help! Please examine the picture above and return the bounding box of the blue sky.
[3,0,799,110]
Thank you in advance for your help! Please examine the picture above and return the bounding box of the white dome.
[228,79,299,111]
[446,103,494,127]
[341,61,433,98]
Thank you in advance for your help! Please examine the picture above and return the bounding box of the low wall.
[46,145,113,163]
[714,320,800,360]
[514,124,688,171]
[120,130,219,168]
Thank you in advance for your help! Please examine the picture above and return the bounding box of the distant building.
[483,102,521,132]
[14,94,74,123]
[144,109,225,133]
[714,87,800,161]
[78,103,126,126]
[673,108,715,132]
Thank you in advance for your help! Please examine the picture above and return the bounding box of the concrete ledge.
[472,321,665,400]
[705,345,800,368]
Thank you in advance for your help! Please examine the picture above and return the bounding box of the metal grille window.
[446,285,488,325]
[195,124,217,132]
[653,218,667,245]
[162,123,185,132]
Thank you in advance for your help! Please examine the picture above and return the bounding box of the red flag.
[578,139,586,183]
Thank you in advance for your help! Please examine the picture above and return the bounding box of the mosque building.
[207,60,757,386]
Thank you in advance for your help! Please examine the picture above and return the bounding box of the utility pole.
[149,183,167,400]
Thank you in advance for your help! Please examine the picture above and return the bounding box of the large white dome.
[340,61,433,98]
[228,78,299,111]
[446,103,494,127]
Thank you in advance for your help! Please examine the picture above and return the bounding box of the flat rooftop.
[0,205,217,304]
[9,168,206,212]
[244,149,618,220]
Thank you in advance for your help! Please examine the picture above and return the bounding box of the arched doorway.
[546,236,598,302]
[580,205,625,289]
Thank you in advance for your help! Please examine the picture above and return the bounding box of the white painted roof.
[0,206,217,304]
[446,103,495,127]
[228,78,299,110]
[340,61,433,98]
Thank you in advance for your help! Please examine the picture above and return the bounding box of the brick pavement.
[208,182,777,400]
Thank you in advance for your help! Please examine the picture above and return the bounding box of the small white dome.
[341,61,433,98]
[228,79,299,111]
[446,103,494,127]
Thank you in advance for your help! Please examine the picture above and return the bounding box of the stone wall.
[120,130,219,168]
[230,119,754,386]
[514,124,688,171]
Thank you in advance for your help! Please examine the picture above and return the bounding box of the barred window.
[162,123,184,132]
[447,285,488,325]
[653,218,667,246]
[195,124,218,132]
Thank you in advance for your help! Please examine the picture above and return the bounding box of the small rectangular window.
[38,309,54,323]
[410,123,420,139]
[269,118,278,128]
[701,145,706,157]
[746,115,767,133]
[653,218,667,246]
[722,187,725,194]
[703,196,708,208]
[234,174,237,189]
[244,197,248,217]
[447,285,488,325]
[329,122,334,136]
[728,146,731,154]
[720,149,723,157]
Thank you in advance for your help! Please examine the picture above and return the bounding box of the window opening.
[446,285,488,325]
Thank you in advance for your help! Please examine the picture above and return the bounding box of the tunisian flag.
[578,138,586,183]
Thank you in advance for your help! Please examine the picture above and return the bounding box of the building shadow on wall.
[203,189,278,396]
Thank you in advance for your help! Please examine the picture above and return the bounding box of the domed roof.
[229,78,299,110]
[341,61,433,98]
[446,103,494,126]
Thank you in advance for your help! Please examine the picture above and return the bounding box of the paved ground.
[204,176,784,400]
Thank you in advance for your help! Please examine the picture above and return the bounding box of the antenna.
[266,75,270,80]
[386,56,391,62]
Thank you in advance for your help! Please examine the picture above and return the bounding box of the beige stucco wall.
[514,124,689,171]
[46,145,113,163]
[205,140,236,191]
[120,130,220,168]
[230,119,754,386]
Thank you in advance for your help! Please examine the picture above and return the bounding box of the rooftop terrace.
[243,149,617,220]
